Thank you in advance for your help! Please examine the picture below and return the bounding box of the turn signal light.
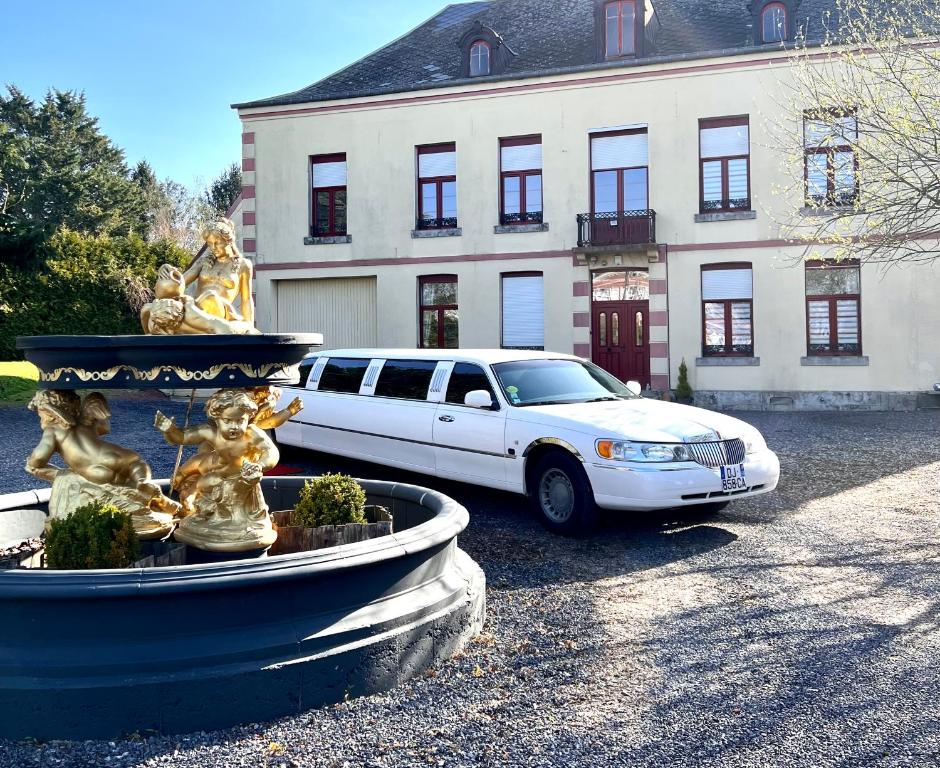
[596,440,614,459]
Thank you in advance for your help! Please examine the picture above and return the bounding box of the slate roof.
[234,0,840,110]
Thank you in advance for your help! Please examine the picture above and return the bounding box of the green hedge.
[0,228,190,360]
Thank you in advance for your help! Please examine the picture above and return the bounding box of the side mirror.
[464,390,494,409]
[626,381,642,397]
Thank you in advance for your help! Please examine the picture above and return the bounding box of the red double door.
[591,300,650,387]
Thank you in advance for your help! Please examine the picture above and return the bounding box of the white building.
[233,0,940,410]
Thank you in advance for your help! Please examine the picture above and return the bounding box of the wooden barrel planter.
[269,505,393,556]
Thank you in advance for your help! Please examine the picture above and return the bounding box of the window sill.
[694,211,757,223]
[696,357,760,367]
[800,356,869,366]
[412,228,462,239]
[800,206,863,217]
[494,222,550,234]
[304,235,352,245]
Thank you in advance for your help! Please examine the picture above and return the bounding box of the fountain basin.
[17,333,323,389]
[0,478,485,741]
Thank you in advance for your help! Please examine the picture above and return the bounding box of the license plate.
[719,464,747,492]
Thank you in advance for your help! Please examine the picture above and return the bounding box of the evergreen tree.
[0,87,147,238]
[203,162,242,216]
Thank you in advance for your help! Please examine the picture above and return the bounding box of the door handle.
[438,415,455,423]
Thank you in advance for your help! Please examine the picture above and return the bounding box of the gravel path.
[2,410,939,767]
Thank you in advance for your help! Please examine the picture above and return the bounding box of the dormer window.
[469,40,490,76]
[761,2,788,42]
[605,1,636,58]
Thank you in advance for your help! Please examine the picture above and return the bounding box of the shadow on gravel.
[614,543,940,767]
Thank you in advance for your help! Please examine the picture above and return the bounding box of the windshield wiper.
[584,396,620,403]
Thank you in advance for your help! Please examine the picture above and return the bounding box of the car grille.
[686,438,746,468]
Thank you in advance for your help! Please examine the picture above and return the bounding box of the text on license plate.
[719,464,747,492]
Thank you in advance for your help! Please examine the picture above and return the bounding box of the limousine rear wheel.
[529,451,598,536]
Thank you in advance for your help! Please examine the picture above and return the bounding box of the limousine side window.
[297,360,316,388]
[445,363,497,407]
[317,358,371,394]
[374,360,439,400]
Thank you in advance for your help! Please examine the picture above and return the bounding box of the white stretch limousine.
[276,350,780,534]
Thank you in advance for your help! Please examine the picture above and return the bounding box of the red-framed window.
[419,275,458,349]
[701,263,754,357]
[590,129,649,214]
[761,2,788,43]
[311,153,347,237]
[605,0,637,58]
[469,40,490,76]
[500,136,543,226]
[804,111,859,207]
[417,144,457,230]
[699,117,750,213]
[806,260,861,356]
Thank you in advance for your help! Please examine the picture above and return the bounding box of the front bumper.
[588,448,780,511]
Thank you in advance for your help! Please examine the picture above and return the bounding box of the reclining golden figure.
[26,390,178,539]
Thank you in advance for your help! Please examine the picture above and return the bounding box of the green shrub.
[291,474,367,528]
[45,502,140,570]
[0,228,190,360]
[675,359,693,401]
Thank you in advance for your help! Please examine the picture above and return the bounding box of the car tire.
[529,450,599,536]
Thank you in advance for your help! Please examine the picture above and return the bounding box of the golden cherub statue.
[142,217,258,336]
[154,389,281,552]
[26,390,179,539]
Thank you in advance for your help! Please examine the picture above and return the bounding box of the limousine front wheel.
[529,451,598,536]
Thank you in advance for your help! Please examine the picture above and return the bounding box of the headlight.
[596,440,693,463]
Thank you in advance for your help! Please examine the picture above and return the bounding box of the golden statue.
[141,264,256,336]
[26,390,178,540]
[186,217,255,327]
[142,217,257,336]
[154,389,280,552]
[250,386,303,431]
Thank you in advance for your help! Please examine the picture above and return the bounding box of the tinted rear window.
[445,363,496,406]
[374,360,438,400]
[318,358,370,394]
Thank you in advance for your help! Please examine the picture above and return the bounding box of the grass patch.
[0,361,39,405]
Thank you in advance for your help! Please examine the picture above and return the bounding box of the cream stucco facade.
[236,47,940,410]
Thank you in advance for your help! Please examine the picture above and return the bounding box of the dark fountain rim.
[16,333,324,350]
[0,478,467,598]
[16,333,324,390]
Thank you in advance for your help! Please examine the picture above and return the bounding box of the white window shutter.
[501,143,543,172]
[502,275,545,348]
[591,133,648,170]
[419,151,457,178]
[700,124,749,158]
[312,161,347,188]
[702,268,753,300]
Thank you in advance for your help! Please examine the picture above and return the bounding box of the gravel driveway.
[2,409,939,767]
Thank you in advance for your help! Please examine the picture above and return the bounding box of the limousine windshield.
[492,359,638,407]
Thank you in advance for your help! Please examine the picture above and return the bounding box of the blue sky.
[0,0,447,189]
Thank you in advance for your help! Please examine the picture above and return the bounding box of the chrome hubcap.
[540,469,574,523]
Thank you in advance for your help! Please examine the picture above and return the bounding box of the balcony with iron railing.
[576,210,657,248]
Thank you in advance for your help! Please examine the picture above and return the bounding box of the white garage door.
[276,277,377,350]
